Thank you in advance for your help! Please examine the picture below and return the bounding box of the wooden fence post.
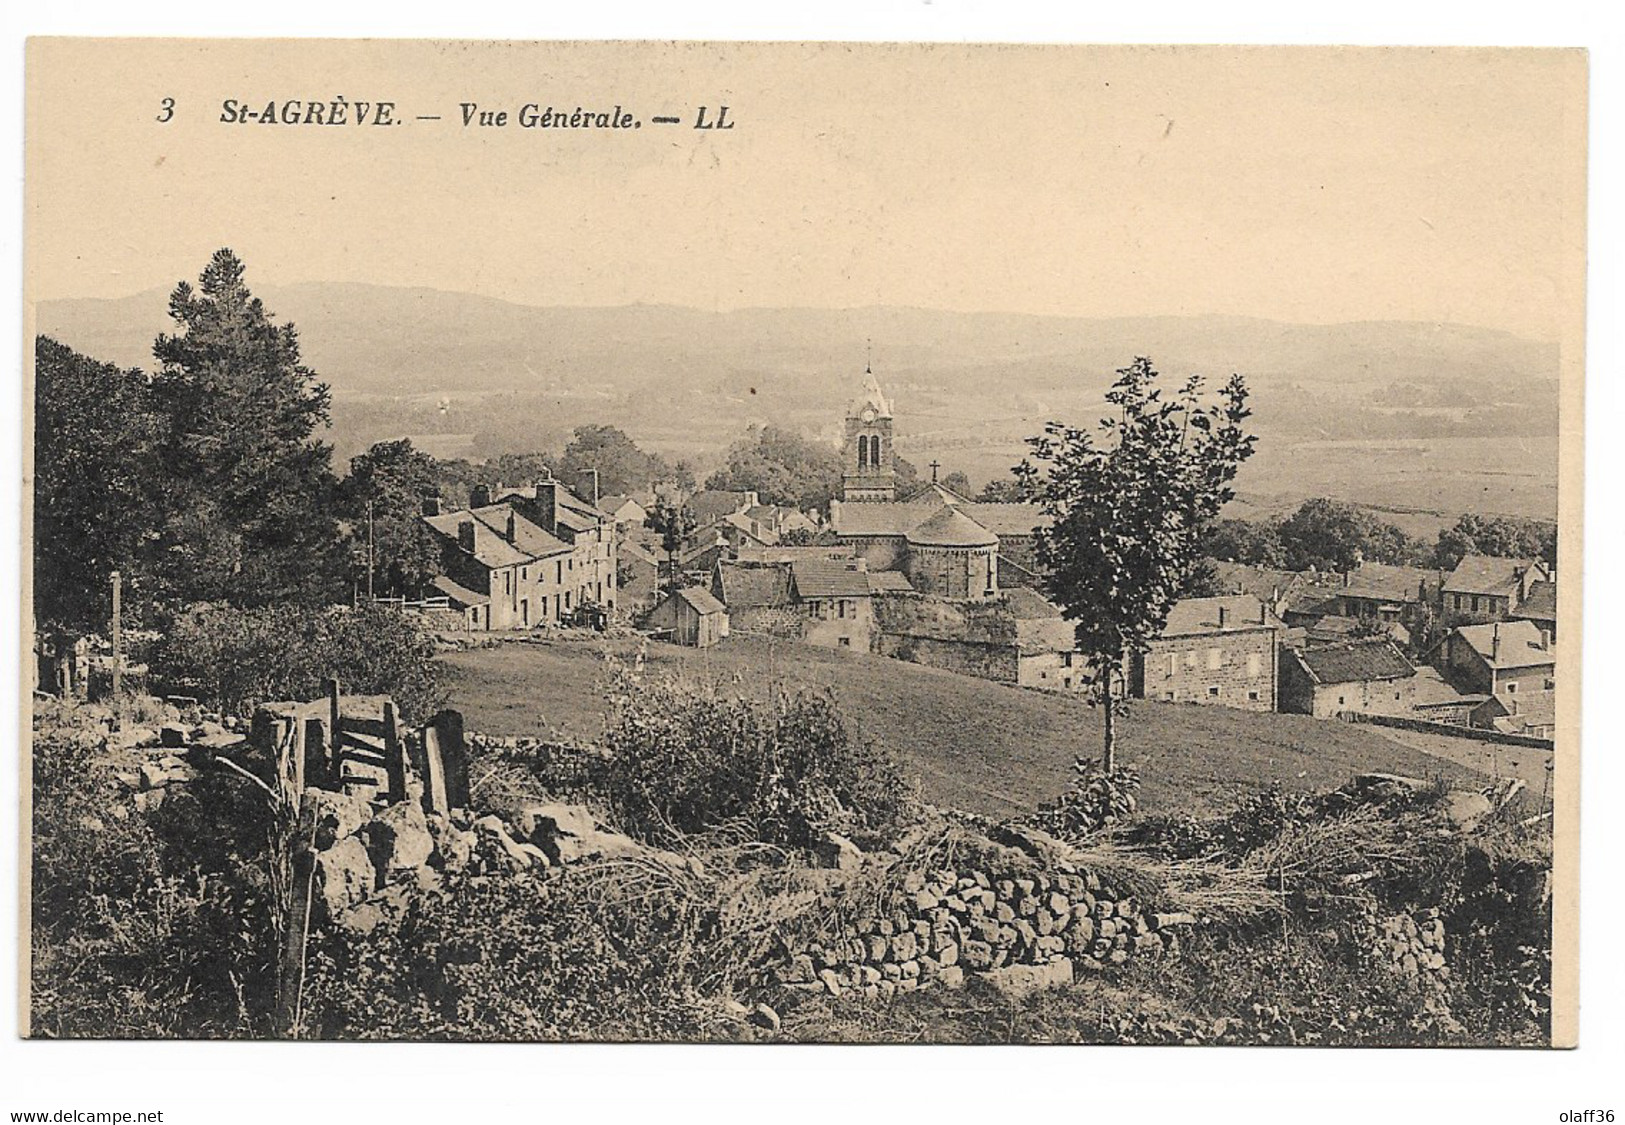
[382,700,407,805]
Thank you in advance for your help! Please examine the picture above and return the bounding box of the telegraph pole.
[109,570,123,704]
[366,500,376,602]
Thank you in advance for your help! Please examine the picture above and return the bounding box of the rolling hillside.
[436,634,1488,819]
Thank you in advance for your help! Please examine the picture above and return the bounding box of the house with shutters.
[1129,595,1279,711]
[1278,639,1420,718]
[1441,555,1549,622]
[480,477,619,619]
[420,499,573,630]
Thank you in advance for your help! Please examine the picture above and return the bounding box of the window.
[556,561,563,584]
[1207,648,1222,670]
[1545,677,1556,690]
[1504,681,1518,694]
[1248,690,1261,702]
[1471,595,1480,613]
[1062,652,1074,668]
[1166,653,1177,677]
[838,637,851,648]
[837,600,846,619]
[1246,653,1261,678]
[1164,691,1176,701]
[1185,651,1198,670]
[1338,695,1346,706]
[1207,685,1221,698]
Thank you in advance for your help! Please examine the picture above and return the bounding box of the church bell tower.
[842,365,896,503]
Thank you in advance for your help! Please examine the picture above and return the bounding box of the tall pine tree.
[151,249,342,608]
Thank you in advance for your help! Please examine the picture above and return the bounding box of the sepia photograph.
[19,37,1585,1062]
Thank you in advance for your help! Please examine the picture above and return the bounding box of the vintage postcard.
[20,39,1585,1049]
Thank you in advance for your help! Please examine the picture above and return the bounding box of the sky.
[26,41,1586,341]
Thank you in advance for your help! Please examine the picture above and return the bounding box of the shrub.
[1031,758,1141,841]
[595,661,918,850]
[29,726,279,1038]
[147,601,445,721]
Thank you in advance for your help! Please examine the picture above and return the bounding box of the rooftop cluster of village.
[411,369,1558,744]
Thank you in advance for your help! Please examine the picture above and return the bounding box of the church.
[828,368,1049,598]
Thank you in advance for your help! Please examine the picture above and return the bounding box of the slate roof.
[674,586,726,615]
[1161,595,1271,636]
[1512,580,1558,623]
[830,497,1046,539]
[714,563,795,610]
[1292,640,1415,685]
[1004,587,1064,619]
[867,570,916,593]
[906,506,999,548]
[1444,555,1544,598]
[470,504,571,560]
[685,490,755,525]
[422,511,531,569]
[1454,620,1555,669]
[1342,563,1441,604]
[790,559,873,599]
[430,574,489,607]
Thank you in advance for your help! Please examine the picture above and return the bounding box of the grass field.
[437,634,1487,819]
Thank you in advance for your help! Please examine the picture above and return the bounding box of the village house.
[1441,555,1550,621]
[1130,595,1278,711]
[712,561,799,637]
[789,558,876,649]
[1335,562,1443,626]
[615,540,663,613]
[869,587,1086,690]
[646,585,727,648]
[482,478,619,618]
[596,494,649,528]
[1510,579,1558,641]
[1434,618,1556,700]
[421,498,573,630]
[1278,639,1420,718]
[1471,690,1557,740]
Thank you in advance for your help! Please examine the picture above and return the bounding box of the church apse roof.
[906,506,999,548]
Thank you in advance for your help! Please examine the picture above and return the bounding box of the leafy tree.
[1201,517,1288,567]
[32,337,164,632]
[1434,513,1557,572]
[150,249,342,609]
[1275,498,1424,572]
[941,470,973,495]
[1019,358,1255,768]
[978,477,1026,503]
[1180,557,1232,599]
[893,454,920,490]
[559,424,668,501]
[706,425,844,513]
[643,498,696,593]
[339,439,441,598]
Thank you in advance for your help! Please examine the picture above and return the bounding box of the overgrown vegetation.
[147,601,445,722]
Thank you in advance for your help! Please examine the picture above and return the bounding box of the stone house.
[1434,619,1556,701]
[1335,562,1443,626]
[615,540,663,613]
[712,561,800,637]
[1278,639,1419,718]
[1471,690,1557,739]
[647,585,727,648]
[789,558,875,649]
[1130,595,1278,711]
[597,494,649,528]
[1509,579,1558,642]
[421,499,574,631]
[1442,555,1549,621]
[484,478,618,618]
[870,588,1084,690]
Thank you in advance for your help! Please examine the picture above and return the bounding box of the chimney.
[1540,626,1552,651]
[534,479,559,534]
[506,510,518,543]
[470,483,494,508]
[1492,622,1501,663]
[1260,601,1268,626]
[1218,605,1229,629]
[458,518,476,554]
[421,495,442,517]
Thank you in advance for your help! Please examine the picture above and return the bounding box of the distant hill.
[35,281,1557,402]
[35,282,1561,526]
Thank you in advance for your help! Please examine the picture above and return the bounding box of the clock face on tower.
[861,407,877,423]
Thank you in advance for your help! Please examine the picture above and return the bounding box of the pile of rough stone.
[1372,908,1449,986]
[105,712,248,814]
[307,788,696,933]
[777,828,1198,1001]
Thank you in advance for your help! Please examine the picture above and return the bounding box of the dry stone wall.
[774,828,1198,1000]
